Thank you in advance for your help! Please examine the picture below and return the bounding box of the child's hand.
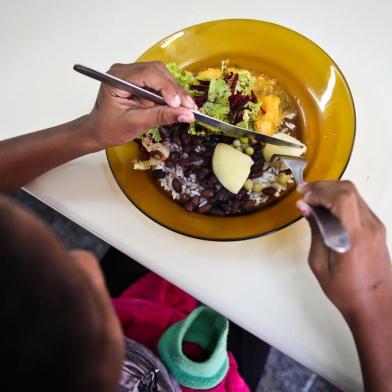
[297,181,391,319]
[85,62,195,149]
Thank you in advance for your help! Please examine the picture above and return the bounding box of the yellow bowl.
[107,19,355,241]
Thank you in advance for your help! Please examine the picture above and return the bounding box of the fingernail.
[178,114,194,123]
[296,199,310,217]
[303,191,313,203]
[297,182,308,194]
[193,103,199,110]
[185,95,195,108]
[172,94,181,108]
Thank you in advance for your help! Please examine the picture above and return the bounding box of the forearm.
[344,287,392,391]
[0,116,101,192]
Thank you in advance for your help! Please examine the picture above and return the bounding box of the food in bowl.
[134,61,306,216]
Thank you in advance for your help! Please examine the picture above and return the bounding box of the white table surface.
[1,0,392,390]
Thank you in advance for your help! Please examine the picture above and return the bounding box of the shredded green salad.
[167,61,260,134]
[135,61,262,169]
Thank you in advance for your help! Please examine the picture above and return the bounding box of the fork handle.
[306,204,351,253]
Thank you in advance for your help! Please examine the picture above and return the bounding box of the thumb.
[129,105,194,132]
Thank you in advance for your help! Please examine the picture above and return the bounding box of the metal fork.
[272,154,351,253]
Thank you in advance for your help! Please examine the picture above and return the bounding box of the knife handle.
[73,64,166,105]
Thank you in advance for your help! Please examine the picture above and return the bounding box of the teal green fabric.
[158,306,229,390]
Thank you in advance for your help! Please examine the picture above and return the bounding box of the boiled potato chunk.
[263,133,307,161]
[212,143,254,194]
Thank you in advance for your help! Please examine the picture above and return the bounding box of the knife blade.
[73,64,302,148]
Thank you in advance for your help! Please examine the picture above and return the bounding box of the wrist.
[75,114,106,153]
[342,280,392,328]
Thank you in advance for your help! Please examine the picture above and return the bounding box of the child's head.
[0,195,124,391]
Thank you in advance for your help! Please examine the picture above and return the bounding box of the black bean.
[164,159,174,168]
[167,152,179,164]
[172,178,182,193]
[172,136,182,146]
[216,189,229,201]
[151,170,165,179]
[190,195,200,207]
[179,193,191,203]
[221,202,232,214]
[179,159,190,168]
[204,149,214,158]
[183,167,194,178]
[210,207,225,216]
[201,189,215,198]
[231,200,241,214]
[180,132,191,145]
[198,179,209,188]
[252,150,263,160]
[209,194,220,203]
[198,203,213,214]
[220,136,234,144]
[262,186,276,196]
[236,189,247,200]
[141,151,150,161]
[243,200,256,211]
[196,167,209,180]
[189,151,200,161]
[222,191,231,201]
[250,162,263,179]
[208,174,219,184]
[185,201,195,212]
[159,126,170,139]
[183,144,193,153]
[192,136,203,145]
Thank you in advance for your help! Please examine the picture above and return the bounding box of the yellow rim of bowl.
[106,19,356,241]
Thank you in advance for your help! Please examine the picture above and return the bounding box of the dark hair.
[0,197,112,392]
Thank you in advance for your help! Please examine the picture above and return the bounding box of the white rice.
[154,157,293,208]
[285,112,296,120]
[285,121,296,130]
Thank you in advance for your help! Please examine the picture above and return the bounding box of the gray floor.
[12,190,341,392]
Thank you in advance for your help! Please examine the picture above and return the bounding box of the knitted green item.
[158,306,229,390]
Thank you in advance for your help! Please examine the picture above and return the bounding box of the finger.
[296,200,329,276]
[151,62,196,109]
[107,63,179,107]
[126,106,194,134]
[301,181,361,232]
[109,62,195,109]
[110,96,156,109]
[144,63,194,109]
[308,216,331,277]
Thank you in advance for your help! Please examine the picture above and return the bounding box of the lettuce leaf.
[207,79,231,105]
[134,158,161,170]
[133,133,170,170]
[188,123,206,136]
[166,63,197,93]
[201,101,229,121]
[147,127,161,143]
[235,72,254,96]
[236,101,261,130]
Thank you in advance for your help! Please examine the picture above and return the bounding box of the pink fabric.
[112,272,249,392]
[113,273,197,351]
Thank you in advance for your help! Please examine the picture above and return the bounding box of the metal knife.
[73,64,301,148]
